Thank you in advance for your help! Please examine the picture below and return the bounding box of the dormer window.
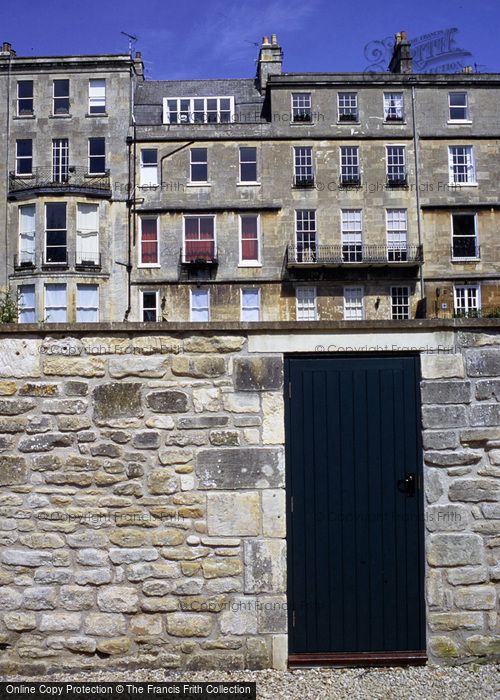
[163,97,234,124]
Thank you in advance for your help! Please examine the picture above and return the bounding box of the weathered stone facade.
[0,321,499,673]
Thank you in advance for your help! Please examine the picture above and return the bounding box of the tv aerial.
[121,31,138,54]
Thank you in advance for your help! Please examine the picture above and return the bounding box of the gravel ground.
[3,664,499,700]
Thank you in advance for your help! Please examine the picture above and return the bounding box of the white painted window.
[89,79,106,114]
[239,147,258,182]
[340,146,360,184]
[139,217,159,266]
[18,204,36,265]
[344,287,364,320]
[342,210,363,262]
[391,286,410,320]
[15,139,32,175]
[140,149,158,186]
[45,202,67,264]
[76,203,99,266]
[190,148,208,183]
[141,290,159,322]
[18,285,36,324]
[295,210,317,262]
[190,288,210,322]
[454,285,480,317]
[76,284,99,323]
[451,213,479,260]
[44,283,67,323]
[53,79,69,115]
[294,147,314,186]
[241,288,261,322]
[291,93,312,122]
[338,92,358,121]
[386,145,406,185]
[449,92,468,121]
[88,138,106,174]
[448,146,475,184]
[239,215,260,265]
[296,287,317,321]
[386,209,408,261]
[184,216,215,262]
[17,80,33,116]
[52,138,69,182]
[384,92,404,121]
[164,97,234,124]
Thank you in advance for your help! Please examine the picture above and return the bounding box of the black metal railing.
[9,166,111,193]
[338,112,358,122]
[180,246,218,265]
[386,173,408,187]
[287,243,423,265]
[339,174,361,186]
[293,175,315,188]
[14,254,36,271]
[75,252,102,269]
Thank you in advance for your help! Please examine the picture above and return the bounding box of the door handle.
[397,473,416,497]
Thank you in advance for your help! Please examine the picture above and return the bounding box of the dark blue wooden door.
[286,355,425,655]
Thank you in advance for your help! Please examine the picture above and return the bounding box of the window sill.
[14,115,36,120]
[237,182,261,187]
[290,121,315,126]
[451,257,480,263]
[384,120,407,125]
[86,172,107,178]
[14,172,34,178]
[447,120,472,125]
[337,120,360,126]
[186,182,211,187]
[238,262,262,268]
[137,264,161,269]
[50,114,71,119]
[448,182,478,187]
[86,113,108,118]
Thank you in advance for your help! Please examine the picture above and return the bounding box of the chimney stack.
[0,42,16,57]
[256,34,283,93]
[134,50,144,80]
[388,30,413,74]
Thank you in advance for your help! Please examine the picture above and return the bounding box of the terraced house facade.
[1,33,500,323]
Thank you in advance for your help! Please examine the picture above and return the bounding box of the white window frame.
[189,148,208,184]
[294,146,314,185]
[18,204,36,266]
[291,93,312,122]
[140,290,159,322]
[76,203,99,266]
[448,92,470,122]
[448,146,476,185]
[52,138,69,182]
[18,284,36,324]
[183,215,216,263]
[163,96,235,124]
[454,284,480,317]
[338,92,358,121]
[238,146,258,184]
[391,286,410,320]
[53,78,70,115]
[344,287,364,320]
[240,288,261,322]
[341,209,363,262]
[190,288,210,322]
[88,79,106,115]
[44,202,67,265]
[295,210,317,262]
[296,287,317,321]
[451,213,479,261]
[15,139,32,175]
[384,92,404,121]
[44,283,67,323]
[17,80,33,117]
[76,284,99,323]
[239,214,261,267]
[140,148,159,186]
[138,217,160,268]
[340,146,360,184]
[386,145,407,184]
[386,209,408,261]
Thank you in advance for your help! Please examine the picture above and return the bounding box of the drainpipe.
[411,84,425,313]
[3,51,12,290]
[123,60,136,322]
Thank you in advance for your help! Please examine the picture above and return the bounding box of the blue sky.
[1,0,499,78]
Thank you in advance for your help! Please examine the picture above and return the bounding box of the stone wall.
[0,323,499,674]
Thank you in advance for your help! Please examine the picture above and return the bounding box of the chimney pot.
[262,35,270,46]
[400,30,407,40]
[135,51,142,59]
[395,32,401,44]
[271,33,278,45]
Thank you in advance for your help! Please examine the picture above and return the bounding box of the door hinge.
[292,610,296,627]
[288,381,292,399]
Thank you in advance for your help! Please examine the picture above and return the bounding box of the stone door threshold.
[288,650,427,667]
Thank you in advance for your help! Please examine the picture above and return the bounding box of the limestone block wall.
[422,331,500,662]
[0,332,287,675]
[0,324,499,674]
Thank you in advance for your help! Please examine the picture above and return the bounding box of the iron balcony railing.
[386,172,408,187]
[180,246,218,265]
[75,252,102,269]
[287,243,423,266]
[293,175,315,188]
[14,253,36,270]
[9,166,111,194]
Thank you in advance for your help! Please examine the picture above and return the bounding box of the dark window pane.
[89,157,106,174]
[142,149,157,165]
[17,140,32,157]
[453,215,475,237]
[240,147,256,162]
[89,104,106,114]
[191,164,207,181]
[191,148,207,163]
[453,237,476,257]
[89,138,105,155]
[46,230,67,246]
[240,162,257,181]
[46,203,67,229]
[185,218,199,238]
[46,247,67,263]
[143,309,156,322]
[54,80,69,97]
[241,216,258,237]
[18,81,33,98]
[199,217,214,239]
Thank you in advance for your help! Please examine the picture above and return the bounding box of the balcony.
[13,254,36,272]
[75,252,102,270]
[8,167,111,198]
[180,246,218,266]
[286,243,423,268]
